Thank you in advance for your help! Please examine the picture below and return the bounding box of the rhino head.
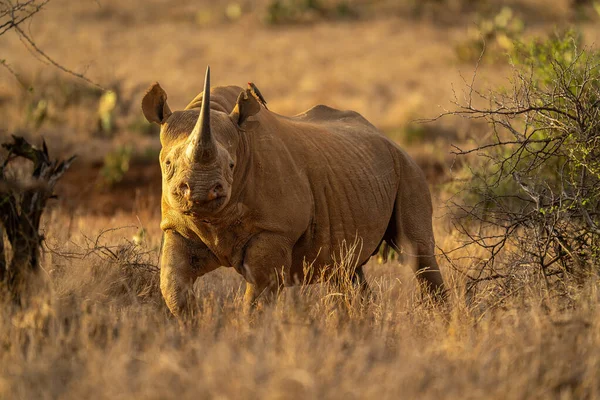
[141,67,261,219]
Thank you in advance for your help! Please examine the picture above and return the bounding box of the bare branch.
[0,0,105,89]
[438,32,600,295]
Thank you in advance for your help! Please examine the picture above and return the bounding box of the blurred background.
[0,0,598,214]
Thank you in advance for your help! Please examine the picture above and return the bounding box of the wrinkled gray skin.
[142,67,445,319]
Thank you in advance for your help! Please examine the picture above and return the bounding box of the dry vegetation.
[2,214,600,399]
[2,0,600,398]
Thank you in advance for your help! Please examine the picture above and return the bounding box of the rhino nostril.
[179,182,191,199]
[207,183,225,201]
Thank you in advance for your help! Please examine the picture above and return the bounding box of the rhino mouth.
[180,195,228,216]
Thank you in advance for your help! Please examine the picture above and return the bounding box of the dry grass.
[1,207,599,399]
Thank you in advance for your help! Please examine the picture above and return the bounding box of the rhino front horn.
[187,66,216,163]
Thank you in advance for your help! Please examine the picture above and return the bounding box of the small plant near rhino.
[19,75,104,131]
[406,0,487,19]
[455,6,524,63]
[97,90,118,136]
[446,30,600,297]
[264,0,355,25]
[100,145,132,187]
[47,226,161,306]
[570,0,600,20]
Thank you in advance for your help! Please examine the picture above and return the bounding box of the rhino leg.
[239,234,290,313]
[389,183,446,300]
[352,265,373,299]
[160,230,220,319]
[411,237,445,299]
[242,281,282,314]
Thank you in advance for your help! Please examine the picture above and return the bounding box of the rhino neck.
[231,130,254,198]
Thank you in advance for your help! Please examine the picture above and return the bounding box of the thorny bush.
[447,30,600,296]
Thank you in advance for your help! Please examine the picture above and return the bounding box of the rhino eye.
[229,161,235,170]
[164,160,174,179]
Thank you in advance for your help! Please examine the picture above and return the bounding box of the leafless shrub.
[441,30,600,301]
[0,135,74,303]
[0,0,47,37]
[47,226,162,307]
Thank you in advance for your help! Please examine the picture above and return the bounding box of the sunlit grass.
[1,208,599,399]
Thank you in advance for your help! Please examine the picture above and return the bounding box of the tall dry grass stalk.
[1,210,599,399]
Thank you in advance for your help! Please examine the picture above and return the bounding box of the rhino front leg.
[240,234,291,313]
[242,281,281,314]
[160,230,220,319]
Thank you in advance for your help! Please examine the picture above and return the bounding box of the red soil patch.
[54,161,162,215]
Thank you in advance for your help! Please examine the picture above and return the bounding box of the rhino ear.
[142,83,172,125]
[230,89,260,131]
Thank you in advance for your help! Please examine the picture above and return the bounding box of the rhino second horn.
[187,66,216,163]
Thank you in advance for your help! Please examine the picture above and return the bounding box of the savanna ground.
[2,0,600,398]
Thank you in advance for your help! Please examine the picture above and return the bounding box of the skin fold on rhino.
[142,67,445,319]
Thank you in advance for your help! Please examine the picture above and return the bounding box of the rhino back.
[247,106,405,276]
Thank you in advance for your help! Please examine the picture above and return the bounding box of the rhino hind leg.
[328,263,373,300]
[351,264,374,301]
[410,237,445,299]
[385,188,446,300]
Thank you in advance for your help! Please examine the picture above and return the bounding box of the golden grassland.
[1,203,599,399]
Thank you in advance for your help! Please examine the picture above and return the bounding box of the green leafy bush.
[264,0,355,24]
[455,7,524,62]
[100,146,132,187]
[97,90,118,136]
